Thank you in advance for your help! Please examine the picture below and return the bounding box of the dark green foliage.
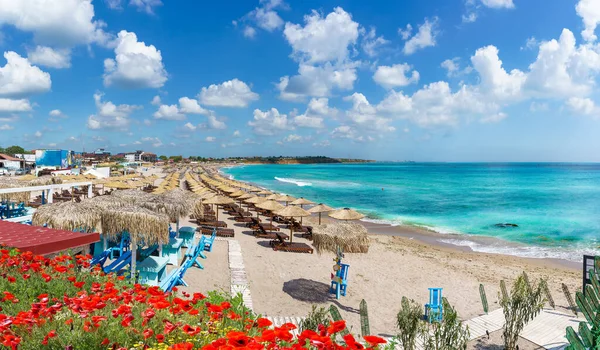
[300,305,331,332]
[396,297,424,350]
[500,280,509,302]
[565,326,586,350]
[562,283,578,316]
[500,272,545,350]
[479,284,488,314]
[329,305,350,336]
[422,298,470,350]
[578,322,593,348]
[576,291,596,326]
[359,299,370,338]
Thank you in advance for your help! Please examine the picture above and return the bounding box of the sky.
[0,0,599,162]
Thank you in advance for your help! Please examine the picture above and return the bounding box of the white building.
[0,154,25,169]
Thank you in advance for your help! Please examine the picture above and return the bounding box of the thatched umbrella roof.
[257,190,272,196]
[111,189,153,204]
[104,182,133,189]
[32,202,102,232]
[277,194,296,203]
[329,208,365,221]
[101,206,170,245]
[245,196,266,204]
[257,200,284,212]
[275,205,310,218]
[312,222,370,254]
[229,190,246,197]
[204,195,235,205]
[237,193,254,200]
[265,193,280,200]
[290,197,314,207]
[308,203,334,225]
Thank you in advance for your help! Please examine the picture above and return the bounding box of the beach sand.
[189,205,580,339]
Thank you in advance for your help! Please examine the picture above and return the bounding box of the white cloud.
[130,0,163,14]
[48,109,68,121]
[233,130,241,137]
[207,115,227,129]
[0,0,111,47]
[283,7,359,64]
[151,95,161,106]
[0,52,51,98]
[87,92,142,130]
[331,125,366,142]
[344,93,396,133]
[402,17,439,55]
[577,0,600,42]
[255,7,284,31]
[0,124,14,130]
[183,122,197,131]
[441,58,459,76]
[480,0,514,9]
[27,46,71,69]
[243,26,257,39]
[373,63,420,88]
[471,45,525,101]
[566,97,600,116]
[462,13,477,23]
[277,62,357,100]
[0,98,32,112]
[283,134,308,143]
[529,102,549,112]
[398,24,412,40]
[179,97,210,115]
[199,79,259,107]
[205,136,216,142]
[34,130,42,138]
[362,28,389,57]
[312,140,330,147]
[103,30,168,89]
[520,37,539,51]
[153,104,185,120]
[143,119,152,126]
[293,114,324,128]
[141,136,163,147]
[292,98,336,129]
[248,108,293,135]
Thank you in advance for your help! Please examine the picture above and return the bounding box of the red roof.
[0,153,22,162]
[0,221,100,256]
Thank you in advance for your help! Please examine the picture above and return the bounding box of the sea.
[223,163,600,263]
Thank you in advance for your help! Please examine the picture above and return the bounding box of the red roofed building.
[0,153,25,169]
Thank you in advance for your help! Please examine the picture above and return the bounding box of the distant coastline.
[231,156,374,165]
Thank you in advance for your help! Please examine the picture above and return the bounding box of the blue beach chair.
[160,237,207,292]
[203,229,217,252]
[330,263,350,299]
[103,251,132,274]
[109,234,130,260]
[90,249,111,267]
[425,288,443,322]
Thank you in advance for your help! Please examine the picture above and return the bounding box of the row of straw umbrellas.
[186,169,365,243]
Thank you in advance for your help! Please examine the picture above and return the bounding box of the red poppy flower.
[156,334,165,343]
[101,338,110,346]
[182,324,201,336]
[164,320,177,334]
[327,320,346,335]
[256,318,272,328]
[143,328,154,339]
[227,331,251,347]
[363,335,386,346]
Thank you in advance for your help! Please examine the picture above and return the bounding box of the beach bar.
[0,221,100,255]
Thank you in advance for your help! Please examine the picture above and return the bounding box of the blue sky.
[0,0,599,161]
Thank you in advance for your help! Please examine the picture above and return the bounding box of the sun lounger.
[90,249,111,267]
[197,226,234,238]
[195,220,227,228]
[203,230,217,252]
[103,250,132,274]
[270,233,313,254]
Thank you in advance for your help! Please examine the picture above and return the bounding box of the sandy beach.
[188,198,580,337]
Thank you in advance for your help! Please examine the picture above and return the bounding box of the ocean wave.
[274,177,313,187]
[438,238,600,263]
[413,224,460,235]
[361,218,403,226]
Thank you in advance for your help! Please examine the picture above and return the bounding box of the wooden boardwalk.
[228,240,254,311]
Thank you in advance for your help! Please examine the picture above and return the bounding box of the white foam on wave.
[438,238,600,263]
[414,224,460,235]
[274,177,313,187]
[361,218,403,227]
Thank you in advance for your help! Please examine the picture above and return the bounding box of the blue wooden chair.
[203,229,217,252]
[90,249,111,267]
[103,251,132,274]
[160,237,208,292]
[330,263,349,299]
[109,234,130,260]
[425,288,444,323]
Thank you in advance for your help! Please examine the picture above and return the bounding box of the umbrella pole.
[319,212,322,225]
[176,218,180,237]
[270,213,274,233]
[215,206,219,228]
[290,216,293,243]
[130,236,137,282]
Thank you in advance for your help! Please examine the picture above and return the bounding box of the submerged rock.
[494,223,518,228]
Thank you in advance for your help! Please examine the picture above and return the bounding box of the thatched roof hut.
[101,206,169,245]
[312,222,370,254]
[32,201,102,232]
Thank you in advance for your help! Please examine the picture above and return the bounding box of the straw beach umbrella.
[312,222,370,254]
[203,195,235,226]
[245,196,266,218]
[236,192,254,208]
[229,190,246,198]
[256,200,284,232]
[275,205,310,243]
[329,208,365,221]
[308,203,334,225]
[265,193,280,200]
[276,194,296,206]
[101,206,170,278]
[290,197,315,208]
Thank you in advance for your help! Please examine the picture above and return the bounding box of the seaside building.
[125,150,157,163]
[0,153,25,169]
[35,149,76,175]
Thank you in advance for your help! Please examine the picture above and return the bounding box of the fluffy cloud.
[577,0,600,42]
[103,30,168,89]
[199,79,259,107]
[204,115,227,130]
[153,104,185,120]
[87,92,142,130]
[27,46,71,69]
[0,0,110,47]
[0,52,51,98]
[282,134,309,143]
[254,7,284,31]
[243,26,257,39]
[240,0,286,36]
[373,64,420,88]
[283,7,359,64]
[179,97,209,115]
[362,28,389,57]
[141,136,163,147]
[233,130,241,137]
[293,97,336,128]
[480,0,515,9]
[151,95,161,106]
[205,136,216,142]
[0,98,32,112]
[344,93,396,133]
[277,62,357,100]
[0,124,14,131]
[183,122,197,131]
[130,0,163,14]
[471,45,525,101]
[248,108,293,135]
[402,17,439,55]
[566,97,600,116]
[441,58,459,76]
[48,109,68,122]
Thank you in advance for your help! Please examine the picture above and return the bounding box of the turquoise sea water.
[223,163,600,262]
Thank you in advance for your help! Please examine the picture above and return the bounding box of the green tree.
[501,272,545,350]
[396,297,425,350]
[4,145,25,156]
[423,299,470,350]
[169,155,183,163]
[158,155,168,161]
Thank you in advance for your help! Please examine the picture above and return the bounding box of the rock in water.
[495,223,518,228]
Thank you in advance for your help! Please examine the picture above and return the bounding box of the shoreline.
[216,164,580,271]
